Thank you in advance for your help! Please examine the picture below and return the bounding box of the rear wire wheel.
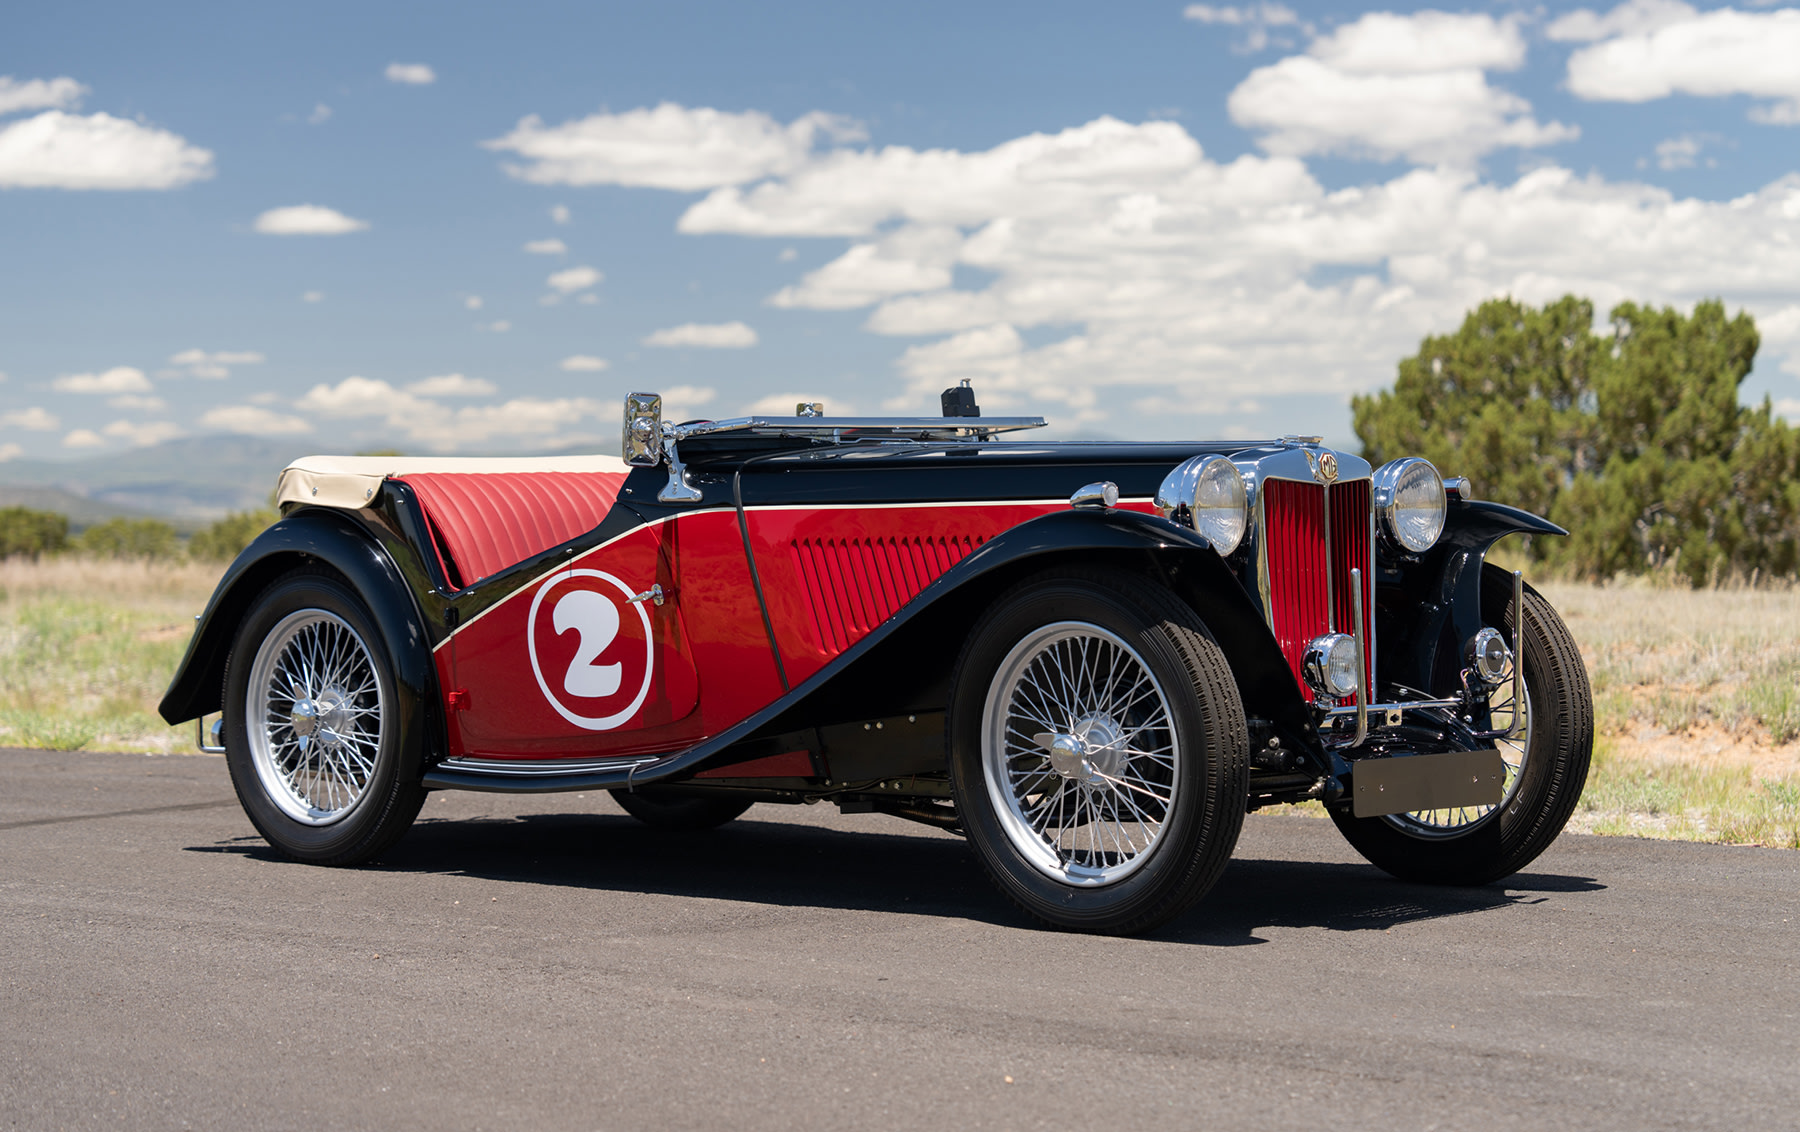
[223,568,426,865]
[1331,565,1593,884]
[949,568,1249,934]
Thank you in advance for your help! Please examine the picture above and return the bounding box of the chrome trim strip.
[1324,696,1462,718]
[438,754,664,777]
[1349,566,1368,748]
[1322,477,1334,633]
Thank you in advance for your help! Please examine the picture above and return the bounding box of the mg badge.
[1317,452,1339,483]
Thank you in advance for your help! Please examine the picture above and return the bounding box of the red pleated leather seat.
[397,471,628,587]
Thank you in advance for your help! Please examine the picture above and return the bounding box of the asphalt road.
[3,748,1796,1131]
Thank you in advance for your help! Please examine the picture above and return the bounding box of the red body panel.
[436,497,1161,763]
[435,509,783,761]
[746,502,1065,685]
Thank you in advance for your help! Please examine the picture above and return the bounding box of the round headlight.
[1372,457,1446,553]
[1156,454,1248,555]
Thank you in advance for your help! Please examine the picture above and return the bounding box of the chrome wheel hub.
[289,690,353,748]
[1036,714,1128,785]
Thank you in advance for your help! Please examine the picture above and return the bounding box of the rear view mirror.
[623,393,663,466]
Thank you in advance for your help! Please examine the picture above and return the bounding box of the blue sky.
[4,0,1800,459]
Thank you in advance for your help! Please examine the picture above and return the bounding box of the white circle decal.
[526,569,655,730]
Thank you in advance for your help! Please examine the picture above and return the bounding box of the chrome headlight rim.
[1372,457,1447,554]
[1155,454,1249,556]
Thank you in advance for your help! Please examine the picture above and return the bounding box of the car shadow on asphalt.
[188,811,1605,945]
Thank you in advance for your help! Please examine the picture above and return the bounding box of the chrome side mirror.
[623,393,663,466]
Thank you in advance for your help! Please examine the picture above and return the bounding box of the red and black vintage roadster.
[161,385,1592,934]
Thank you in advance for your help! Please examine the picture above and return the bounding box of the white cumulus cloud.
[0,444,19,462]
[1561,4,1800,124]
[168,348,264,379]
[643,321,759,348]
[546,265,602,293]
[385,63,436,85]
[254,204,370,235]
[770,226,960,310]
[293,375,616,451]
[63,429,103,449]
[1,406,59,430]
[199,405,313,436]
[484,102,865,191]
[610,105,1800,431]
[0,76,88,115]
[405,373,497,396]
[102,419,182,447]
[53,366,151,394]
[1226,11,1573,165]
[0,110,214,190]
[524,238,568,255]
[1183,3,1307,51]
[559,355,610,371]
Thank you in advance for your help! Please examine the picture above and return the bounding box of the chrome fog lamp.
[1372,457,1446,553]
[1303,633,1361,699]
[1467,626,1512,683]
[1156,454,1248,555]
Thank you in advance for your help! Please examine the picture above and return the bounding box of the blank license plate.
[1351,749,1506,818]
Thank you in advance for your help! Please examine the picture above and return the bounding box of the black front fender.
[158,509,437,731]
[1378,499,1566,697]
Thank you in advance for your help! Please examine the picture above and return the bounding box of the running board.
[423,753,671,794]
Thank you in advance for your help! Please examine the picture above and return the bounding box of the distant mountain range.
[0,436,320,525]
[0,434,619,526]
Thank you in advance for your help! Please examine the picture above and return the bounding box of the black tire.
[222,568,426,864]
[1331,565,1593,884]
[948,567,1250,935]
[609,789,754,831]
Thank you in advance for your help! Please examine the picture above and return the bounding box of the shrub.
[75,517,182,560]
[188,508,277,561]
[0,507,70,559]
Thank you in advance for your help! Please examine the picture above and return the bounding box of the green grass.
[1573,737,1800,848]
[0,557,219,753]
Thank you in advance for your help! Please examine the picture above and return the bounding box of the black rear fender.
[158,509,439,752]
[1377,499,1567,697]
[754,508,1313,759]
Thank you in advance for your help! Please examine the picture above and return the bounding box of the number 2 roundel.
[526,569,655,730]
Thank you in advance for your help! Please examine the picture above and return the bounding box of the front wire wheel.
[983,623,1180,886]
[950,569,1249,935]
[1331,565,1592,884]
[223,568,426,864]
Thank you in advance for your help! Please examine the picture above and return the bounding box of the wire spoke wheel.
[245,609,386,826]
[1386,680,1532,839]
[982,622,1180,886]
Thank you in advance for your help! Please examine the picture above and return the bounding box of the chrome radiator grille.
[1259,477,1374,702]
